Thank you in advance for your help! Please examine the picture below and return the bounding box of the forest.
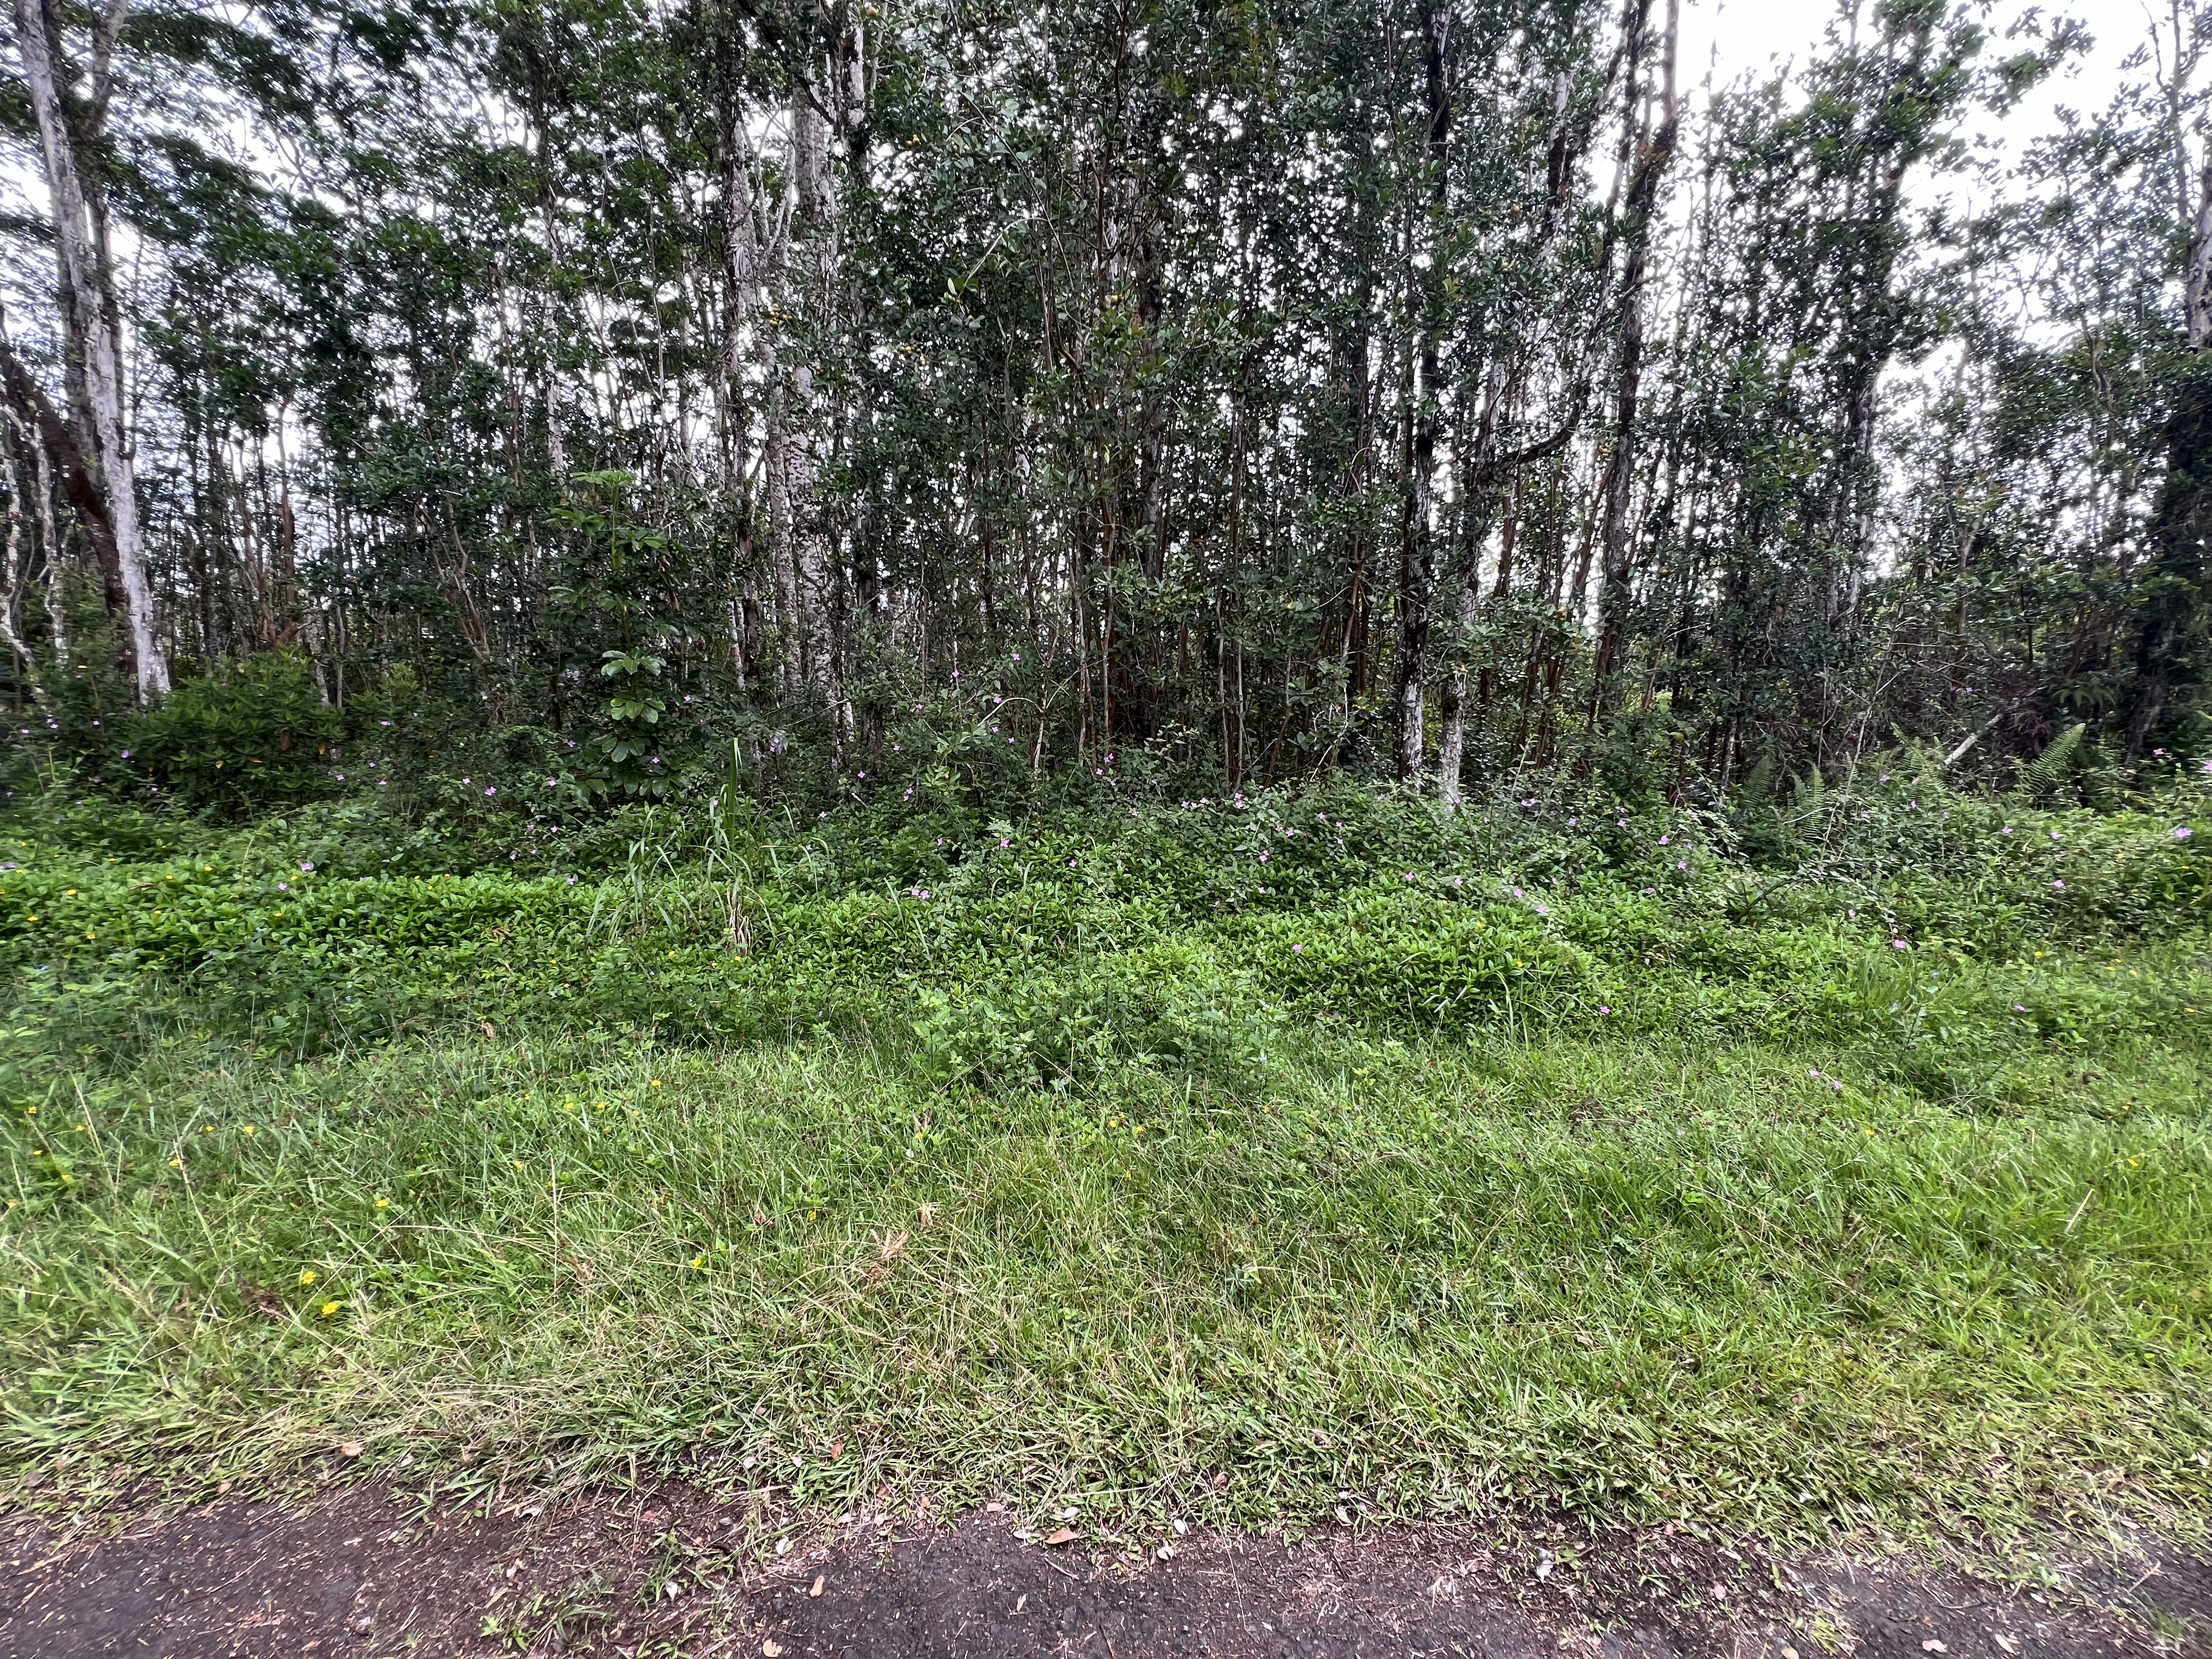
[0,0,2204,804]
[1,2,2211,1650]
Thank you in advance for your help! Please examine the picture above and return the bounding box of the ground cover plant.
[0,763,2208,1553]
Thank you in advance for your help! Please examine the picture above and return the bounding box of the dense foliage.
[4,0,2211,805]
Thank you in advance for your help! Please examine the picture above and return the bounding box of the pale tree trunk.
[2186,154,2212,352]
[12,0,167,697]
[0,411,39,692]
[1393,0,1450,783]
[1588,0,1677,727]
[1434,574,1480,808]
[784,75,843,744]
[715,102,763,699]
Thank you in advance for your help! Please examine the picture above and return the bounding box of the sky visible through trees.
[3,0,2210,807]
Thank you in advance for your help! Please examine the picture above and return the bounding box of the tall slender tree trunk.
[1588,0,1677,732]
[12,0,167,697]
[1394,0,1451,782]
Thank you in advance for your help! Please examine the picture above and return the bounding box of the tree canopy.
[4,0,2208,806]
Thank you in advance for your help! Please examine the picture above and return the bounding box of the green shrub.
[122,653,341,815]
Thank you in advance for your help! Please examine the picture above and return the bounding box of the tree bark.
[1588,0,1677,729]
[1394,0,1451,782]
[12,0,167,696]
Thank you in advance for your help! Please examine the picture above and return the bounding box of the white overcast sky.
[1684,0,2143,159]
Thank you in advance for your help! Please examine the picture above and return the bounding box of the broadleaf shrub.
[121,653,341,815]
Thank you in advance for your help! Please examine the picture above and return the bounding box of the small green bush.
[122,653,341,815]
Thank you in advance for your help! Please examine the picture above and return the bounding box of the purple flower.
[1658,835,1670,845]
[1891,939,1908,950]
[1599,1004,1611,1015]
[1258,851,1269,862]
[2176,826,2194,840]
[485,786,496,797]
[277,882,290,892]
[2053,879,2065,890]
[2013,1003,2028,1013]
[545,778,558,788]
[1293,943,1304,953]
[300,862,313,873]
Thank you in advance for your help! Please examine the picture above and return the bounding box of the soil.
[0,1482,2203,1659]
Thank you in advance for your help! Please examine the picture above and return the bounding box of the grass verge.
[3,1017,2206,1545]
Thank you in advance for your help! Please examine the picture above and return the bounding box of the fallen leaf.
[1921,1644,1948,1655]
[1042,1528,1078,1547]
[338,1442,363,1458]
[763,1644,783,1657]
[1993,1638,2018,1656]
[809,1576,825,1598]
[828,1438,844,1459]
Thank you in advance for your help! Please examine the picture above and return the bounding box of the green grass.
[0,778,2208,1544]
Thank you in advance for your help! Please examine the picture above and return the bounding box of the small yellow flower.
[689,1255,705,1269]
[374,1196,390,1209]
[168,1158,183,1169]
[650,1080,662,1088]
[300,1269,318,1285]
[240,1125,256,1136]
[319,1300,341,1317]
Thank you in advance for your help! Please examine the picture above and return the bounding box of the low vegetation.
[1,758,2207,1548]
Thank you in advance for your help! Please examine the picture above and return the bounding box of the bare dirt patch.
[0,1485,2202,1658]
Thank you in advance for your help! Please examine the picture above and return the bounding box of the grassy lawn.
[1,783,2208,1544]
